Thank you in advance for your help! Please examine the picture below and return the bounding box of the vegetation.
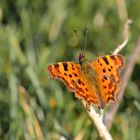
[0,0,140,139]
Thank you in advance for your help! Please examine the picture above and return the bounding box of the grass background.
[0,0,140,139]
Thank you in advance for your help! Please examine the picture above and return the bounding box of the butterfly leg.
[86,103,90,111]
[99,108,104,120]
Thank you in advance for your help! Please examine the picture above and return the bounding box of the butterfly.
[47,54,124,110]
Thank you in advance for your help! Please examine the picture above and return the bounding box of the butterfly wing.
[90,54,124,105]
[48,62,100,109]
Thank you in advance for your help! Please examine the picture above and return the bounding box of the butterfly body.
[48,54,124,110]
[81,62,105,108]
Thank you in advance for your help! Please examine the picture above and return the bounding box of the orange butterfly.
[47,54,124,110]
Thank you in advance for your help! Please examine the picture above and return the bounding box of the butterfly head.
[79,53,86,65]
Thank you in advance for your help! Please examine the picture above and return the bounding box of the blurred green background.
[0,0,140,139]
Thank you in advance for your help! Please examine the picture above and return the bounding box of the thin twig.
[82,101,113,140]
[104,36,140,129]
[113,19,132,55]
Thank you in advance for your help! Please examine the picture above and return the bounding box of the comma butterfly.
[47,54,124,110]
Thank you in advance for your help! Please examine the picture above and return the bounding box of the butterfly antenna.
[74,28,83,53]
[84,26,88,52]
[73,28,85,65]
[83,26,88,63]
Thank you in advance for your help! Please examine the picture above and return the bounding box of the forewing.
[90,54,125,105]
[47,62,100,108]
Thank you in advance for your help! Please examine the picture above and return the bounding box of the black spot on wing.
[54,64,59,68]
[62,63,68,71]
[81,81,85,86]
[110,55,117,64]
[102,56,109,65]
[71,80,75,84]
[74,73,78,77]
[71,63,75,70]
[78,79,81,84]
[53,64,60,73]
[78,79,85,86]
[97,59,103,66]
[100,63,102,66]
[108,68,111,72]
[102,79,105,83]
[85,88,88,91]
[103,68,106,73]
[103,76,108,80]
[110,55,116,60]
